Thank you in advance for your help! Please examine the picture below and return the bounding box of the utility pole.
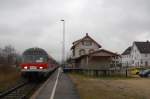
[61,19,65,68]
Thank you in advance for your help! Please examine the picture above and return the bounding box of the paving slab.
[54,73,80,99]
[31,70,57,99]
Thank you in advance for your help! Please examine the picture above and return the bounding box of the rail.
[0,81,28,98]
[0,80,40,99]
[0,67,59,99]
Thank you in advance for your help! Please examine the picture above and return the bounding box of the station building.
[69,33,120,69]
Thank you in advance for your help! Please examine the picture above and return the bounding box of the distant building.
[69,33,120,69]
[121,41,150,67]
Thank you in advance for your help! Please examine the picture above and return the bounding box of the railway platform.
[30,68,80,99]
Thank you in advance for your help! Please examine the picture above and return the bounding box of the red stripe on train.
[20,63,49,69]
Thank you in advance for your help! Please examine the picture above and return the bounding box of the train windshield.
[23,55,48,63]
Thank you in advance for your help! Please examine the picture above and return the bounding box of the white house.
[122,41,150,67]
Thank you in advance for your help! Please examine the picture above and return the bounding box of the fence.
[63,68,129,77]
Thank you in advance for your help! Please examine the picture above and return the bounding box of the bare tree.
[0,45,17,66]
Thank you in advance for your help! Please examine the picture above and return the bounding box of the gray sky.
[0,0,150,61]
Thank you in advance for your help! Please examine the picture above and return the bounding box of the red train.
[20,47,58,78]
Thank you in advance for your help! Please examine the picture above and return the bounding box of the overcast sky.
[0,0,150,61]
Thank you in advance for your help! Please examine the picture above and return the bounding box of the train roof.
[23,47,48,56]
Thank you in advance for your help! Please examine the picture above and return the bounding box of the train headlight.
[24,66,28,69]
[39,67,43,69]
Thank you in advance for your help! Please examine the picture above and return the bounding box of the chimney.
[146,40,149,43]
[86,33,88,36]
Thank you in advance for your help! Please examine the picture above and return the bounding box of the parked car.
[131,68,140,75]
[139,69,150,77]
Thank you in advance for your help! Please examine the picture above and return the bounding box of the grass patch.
[0,65,21,92]
[69,73,148,99]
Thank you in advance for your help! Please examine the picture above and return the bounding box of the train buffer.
[30,68,80,99]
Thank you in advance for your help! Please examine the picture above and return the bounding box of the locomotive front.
[20,47,51,77]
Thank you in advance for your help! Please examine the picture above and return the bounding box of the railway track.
[0,79,42,99]
[0,68,58,99]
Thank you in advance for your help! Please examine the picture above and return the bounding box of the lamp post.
[61,19,65,68]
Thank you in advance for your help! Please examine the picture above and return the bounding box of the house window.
[145,54,148,57]
[73,49,75,56]
[82,40,92,46]
[137,62,139,66]
[89,49,94,53]
[135,57,136,60]
[132,60,134,64]
[79,49,85,56]
[141,59,143,64]
[145,61,148,66]
[82,41,84,45]
[126,61,128,66]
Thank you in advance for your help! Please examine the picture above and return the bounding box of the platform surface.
[54,73,80,99]
[30,69,80,99]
